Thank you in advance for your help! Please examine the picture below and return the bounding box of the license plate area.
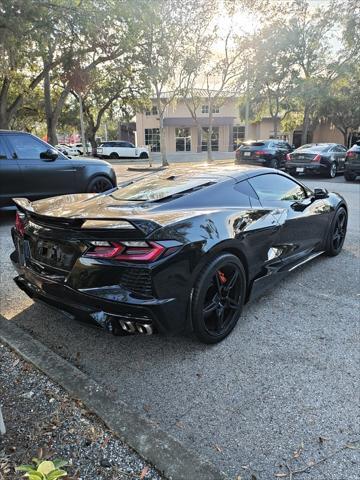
[296,167,304,172]
[243,151,251,156]
[30,239,78,271]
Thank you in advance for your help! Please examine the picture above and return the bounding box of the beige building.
[135,98,347,153]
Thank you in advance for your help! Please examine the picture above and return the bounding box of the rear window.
[242,141,266,147]
[112,175,216,202]
[297,144,330,152]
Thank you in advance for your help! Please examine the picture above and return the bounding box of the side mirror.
[313,188,328,199]
[40,148,58,161]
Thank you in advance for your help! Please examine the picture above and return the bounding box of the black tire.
[270,158,279,169]
[327,162,337,178]
[344,172,356,181]
[87,176,114,193]
[139,152,149,159]
[325,207,347,256]
[77,150,82,155]
[109,152,119,159]
[191,253,246,344]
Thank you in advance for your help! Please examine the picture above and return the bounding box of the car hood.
[70,156,112,167]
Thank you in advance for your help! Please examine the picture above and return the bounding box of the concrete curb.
[0,317,229,480]
[127,166,166,172]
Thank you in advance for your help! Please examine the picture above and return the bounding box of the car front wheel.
[87,176,114,193]
[270,158,279,169]
[191,253,246,344]
[139,152,149,159]
[325,207,347,256]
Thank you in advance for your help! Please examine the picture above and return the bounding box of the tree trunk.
[343,129,348,147]
[273,116,278,138]
[159,109,169,166]
[207,110,213,162]
[301,105,310,145]
[0,78,10,129]
[89,132,97,156]
[44,71,57,145]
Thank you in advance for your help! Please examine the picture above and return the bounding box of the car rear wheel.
[344,172,356,181]
[87,176,114,193]
[270,158,279,169]
[325,207,347,256]
[109,152,119,159]
[139,152,149,159]
[191,253,246,344]
[327,162,337,178]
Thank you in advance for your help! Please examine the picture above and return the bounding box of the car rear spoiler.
[12,197,161,236]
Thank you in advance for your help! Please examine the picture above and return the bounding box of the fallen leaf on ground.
[140,466,149,479]
[214,444,222,453]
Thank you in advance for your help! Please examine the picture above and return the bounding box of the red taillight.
[255,150,267,156]
[346,151,356,158]
[286,153,291,161]
[15,211,25,236]
[84,241,165,262]
[312,154,321,162]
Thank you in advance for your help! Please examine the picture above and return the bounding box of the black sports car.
[10,166,348,344]
[344,141,360,181]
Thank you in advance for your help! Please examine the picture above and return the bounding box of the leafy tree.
[137,0,215,166]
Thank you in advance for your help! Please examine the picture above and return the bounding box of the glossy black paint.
[10,165,347,336]
[285,143,347,177]
[344,141,360,180]
[0,130,117,207]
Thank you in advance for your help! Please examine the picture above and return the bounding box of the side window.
[6,134,47,160]
[249,174,307,202]
[0,138,8,159]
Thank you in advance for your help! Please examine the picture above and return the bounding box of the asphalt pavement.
[0,172,359,480]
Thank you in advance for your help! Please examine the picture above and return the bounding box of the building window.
[201,127,219,151]
[233,125,245,150]
[144,128,160,151]
[145,106,158,116]
[201,105,220,114]
[175,128,191,152]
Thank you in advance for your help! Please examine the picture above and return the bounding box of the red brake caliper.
[218,270,227,285]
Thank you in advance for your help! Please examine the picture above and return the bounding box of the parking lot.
[0,171,359,480]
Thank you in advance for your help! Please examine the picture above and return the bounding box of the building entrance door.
[175,128,191,151]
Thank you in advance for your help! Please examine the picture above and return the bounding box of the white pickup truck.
[97,141,149,159]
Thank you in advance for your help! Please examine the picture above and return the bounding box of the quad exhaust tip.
[119,319,153,335]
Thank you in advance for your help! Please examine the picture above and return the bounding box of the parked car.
[97,141,149,159]
[11,165,347,344]
[55,144,80,156]
[285,143,347,178]
[0,130,117,207]
[344,141,360,181]
[235,139,293,169]
[69,143,91,155]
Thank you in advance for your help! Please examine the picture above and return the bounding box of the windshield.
[112,175,216,201]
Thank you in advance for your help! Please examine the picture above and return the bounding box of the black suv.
[235,139,293,169]
[0,130,117,207]
[344,141,360,181]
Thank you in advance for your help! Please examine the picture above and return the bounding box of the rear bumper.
[285,163,326,175]
[10,249,187,335]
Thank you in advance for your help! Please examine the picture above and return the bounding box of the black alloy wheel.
[344,172,356,181]
[270,158,279,169]
[139,152,149,159]
[325,207,347,256]
[191,253,246,344]
[87,176,114,193]
[327,162,337,178]
[109,152,119,159]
